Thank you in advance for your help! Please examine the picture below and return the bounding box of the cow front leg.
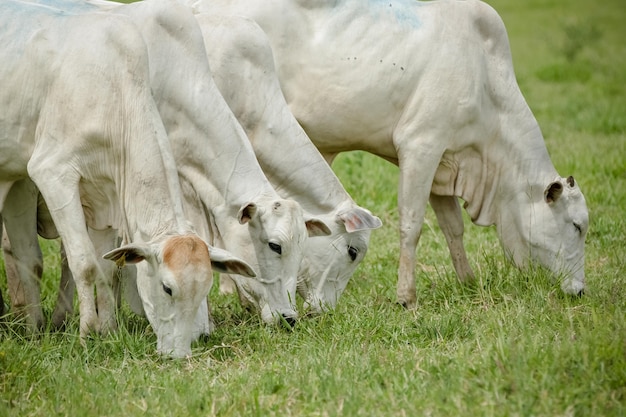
[2,226,25,315]
[218,274,237,294]
[2,180,44,330]
[429,194,475,283]
[29,169,100,336]
[2,228,43,329]
[88,227,119,335]
[0,219,3,316]
[396,146,442,309]
[51,242,75,329]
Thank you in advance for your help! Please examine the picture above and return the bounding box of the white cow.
[86,0,334,324]
[0,0,255,358]
[195,14,382,313]
[191,0,590,307]
[7,0,332,326]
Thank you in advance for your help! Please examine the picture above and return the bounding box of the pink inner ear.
[340,213,362,233]
[239,203,257,224]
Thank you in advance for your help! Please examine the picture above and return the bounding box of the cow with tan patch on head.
[100,0,332,325]
[0,0,254,359]
[104,235,255,358]
[4,0,330,333]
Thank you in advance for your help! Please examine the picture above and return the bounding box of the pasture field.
[1,0,625,415]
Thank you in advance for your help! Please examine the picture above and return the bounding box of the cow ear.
[544,181,564,204]
[338,207,383,232]
[207,245,256,277]
[238,202,258,225]
[305,217,332,237]
[103,243,152,266]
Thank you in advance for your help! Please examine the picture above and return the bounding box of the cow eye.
[162,283,173,296]
[348,246,358,262]
[268,242,282,255]
[573,223,582,234]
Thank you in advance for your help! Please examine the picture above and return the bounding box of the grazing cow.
[9,0,331,326]
[195,14,382,313]
[0,1,254,358]
[90,0,333,324]
[190,0,590,307]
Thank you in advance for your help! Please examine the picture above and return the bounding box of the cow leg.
[2,227,35,323]
[429,194,475,283]
[2,180,45,330]
[88,227,119,335]
[218,274,237,294]
[396,143,443,309]
[29,189,76,328]
[29,166,100,336]
[51,242,75,329]
[0,223,4,315]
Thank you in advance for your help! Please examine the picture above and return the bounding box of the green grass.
[2,0,626,415]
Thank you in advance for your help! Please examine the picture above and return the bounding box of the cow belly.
[296,117,398,161]
[281,75,402,160]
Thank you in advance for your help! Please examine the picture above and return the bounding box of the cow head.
[213,198,330,324]
[297,206,382,314]
[498,176,589,295]
[103,233,255,358]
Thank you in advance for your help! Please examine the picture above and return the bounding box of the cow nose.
[281,314,297,328]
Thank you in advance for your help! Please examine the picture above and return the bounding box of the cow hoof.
[198,333,212,344]
[576,289,585,298]
[281,314,297,328]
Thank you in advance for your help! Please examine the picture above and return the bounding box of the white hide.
[101,0,332,324]
[0,1,253,359]
[195,13,382,314]
[15,0,330,326]
[191,0,589,306]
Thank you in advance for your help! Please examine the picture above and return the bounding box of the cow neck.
[453,117,557,228]
[119,119,188,244]
[128,7,280,215]
[168,82,279,211]
[250,113,353,216]
[201,13,345,217]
